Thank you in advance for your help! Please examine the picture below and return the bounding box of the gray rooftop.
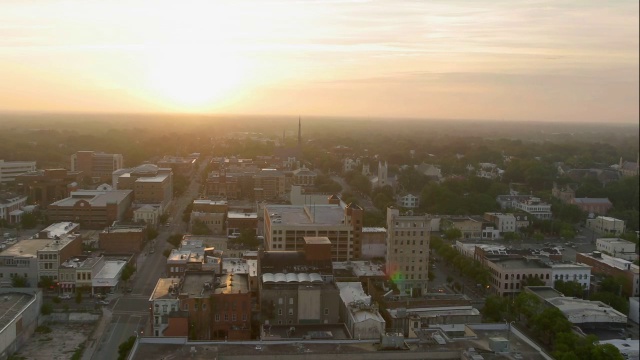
[50,190,132,207]
[266,204,346,226]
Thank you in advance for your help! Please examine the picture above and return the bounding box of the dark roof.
[260,251,333,275]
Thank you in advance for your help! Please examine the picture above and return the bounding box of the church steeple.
[298,116,302,147]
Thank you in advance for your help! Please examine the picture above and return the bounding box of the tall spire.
[298,116,302,147]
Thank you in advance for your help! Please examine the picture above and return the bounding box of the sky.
[0,0,638,123]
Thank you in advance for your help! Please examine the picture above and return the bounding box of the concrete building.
[98,225,147,253]
[289,185,334,206]
[0,289,42,359]
[485,257,552,297]
[0,240,47,288]
[205,171,242,200]
[629,297,639,324]
[337,282,385,339]
[15,169,83,207]
[385,207,431,296]
[596,238,637,261]
[70,151,123,183]
[264,202,363,261]
[361,227,387,260]
[587,216,626,236]
[253,169,286,201]
[47,190,133,229]
[179,271,216,340]
[525,286,627,327]
[577,251,640,297]
[0,160,36,184]
[0,193,28,224]
[259,239,340,326]
[92,259,127,295]
[226,212,258,236]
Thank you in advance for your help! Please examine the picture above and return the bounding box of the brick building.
[47,190,133,229]
[577,252,639,297]
[16,169,83,207]
[70,151,123,183]
[98,225,147,253]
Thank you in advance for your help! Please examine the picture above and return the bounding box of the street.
[91,157,209,360]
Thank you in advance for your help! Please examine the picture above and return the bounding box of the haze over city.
[1,0,638,123]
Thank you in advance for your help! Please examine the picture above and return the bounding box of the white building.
[549,263,591,289]
[483,213,516,235]
[0,289,42,357]
[92,259,127,294]
[587,216,625,236]
[398,194,419,209]
[596,238,637,261]
[0,160,36,183]
[599,339,639,360]
[150,278,182,337]
[337,282,385,339]
[513,197,552,220]
[133,204,163,226]
[0,194,28,224]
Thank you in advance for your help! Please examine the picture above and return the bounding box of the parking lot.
[12,323,94,360]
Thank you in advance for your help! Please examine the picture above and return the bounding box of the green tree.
[167,234,183,248]
[554,280,585,298]
[443,228,462,241]
[40,303,53,315]
[521,276,545,287]
[146,227,158,241]
[530,307,572,346]
[191,220,212,235]
[21,213,38,229]
[11,275,28,288]
[117,336,137,360]
[513,291,542,321]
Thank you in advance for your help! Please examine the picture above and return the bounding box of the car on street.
[59,294,72,300]
[96,300,110,305]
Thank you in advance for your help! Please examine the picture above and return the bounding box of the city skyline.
[1,0,638,123]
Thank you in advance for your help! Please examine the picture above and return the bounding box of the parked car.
[59,294,72,300]
[96,300,110,305]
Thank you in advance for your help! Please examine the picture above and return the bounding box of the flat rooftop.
[40,222,79,238]
[135,173,170,183]
[493,258,548,270]
[51,190,132,207]
[0,239,50,257]
[227,212,257,219]
[181,272,215,298]
[0,292,34,331]
[150,278,179,301]
[266,204,346,226]
[214,273,249,295]
[95,260,126,279]
[103,227,143,233]
[333,261,385,277]
[362,227,386,233]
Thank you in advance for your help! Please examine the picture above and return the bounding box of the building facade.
[587,216,626,236]
[47,190,133,229]
[71,151,123,182]
[0,160,36,184]
[15,169,83,207]
[385,207,431,296]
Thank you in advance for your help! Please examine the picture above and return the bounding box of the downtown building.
[264,200,363,261]
[385,207,431,297]
[70,151,124,183]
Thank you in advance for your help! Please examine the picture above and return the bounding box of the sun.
[145,46,248,111]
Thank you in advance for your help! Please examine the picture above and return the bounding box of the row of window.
[39,254,58,260]
[0,273,28,279]
[393,232,425,237]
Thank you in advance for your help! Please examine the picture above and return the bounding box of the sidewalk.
[81,307,113,360]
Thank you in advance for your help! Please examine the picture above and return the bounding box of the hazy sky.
[1,0,638,122]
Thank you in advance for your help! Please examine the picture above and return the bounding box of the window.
[278,309,283,315]
[289,298,293,305]
[242,314,247,321]
[232,313,237,321]
[202,303,207,310]
[324,308,329,315]
[224,314,229,321]
[183,303,188,311]
[278,298,283,305]
[288,309,293,316]
[215,314,220,321]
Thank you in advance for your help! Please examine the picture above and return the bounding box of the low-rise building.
[210,273,252,340]
[99,225,147,253]
[157,156,196,177]
[587,216,625,236]
[47,190,133,229]
[386,305,481,337]
[549,262,591,289]
[133,203,163,227]
[570,198,613,215]
[0,193,28,224]
[337,282,385,339]
[398,194,419,209]
[92,259,127,295]
[596,238,637,261]
[59,255,105,295]
[525,286,627,327]
[483,213,516,235]
[15,168,83,207]
[149,278,185,337]
[441,217,482,239]
[0,289,42,358]
[190,200,227,235]
[576,251,639,297]
[513,197,552,220]
[485,257,552,297]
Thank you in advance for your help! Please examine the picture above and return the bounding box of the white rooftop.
[362,227,387,233]
[266,204,346,226]
[40,222,79,238]
[547,296,627,324]
[94,260,126,280]
[333,261,385,277]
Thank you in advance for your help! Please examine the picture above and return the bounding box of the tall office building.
[70,151,123,182]
[385,207,431,296]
